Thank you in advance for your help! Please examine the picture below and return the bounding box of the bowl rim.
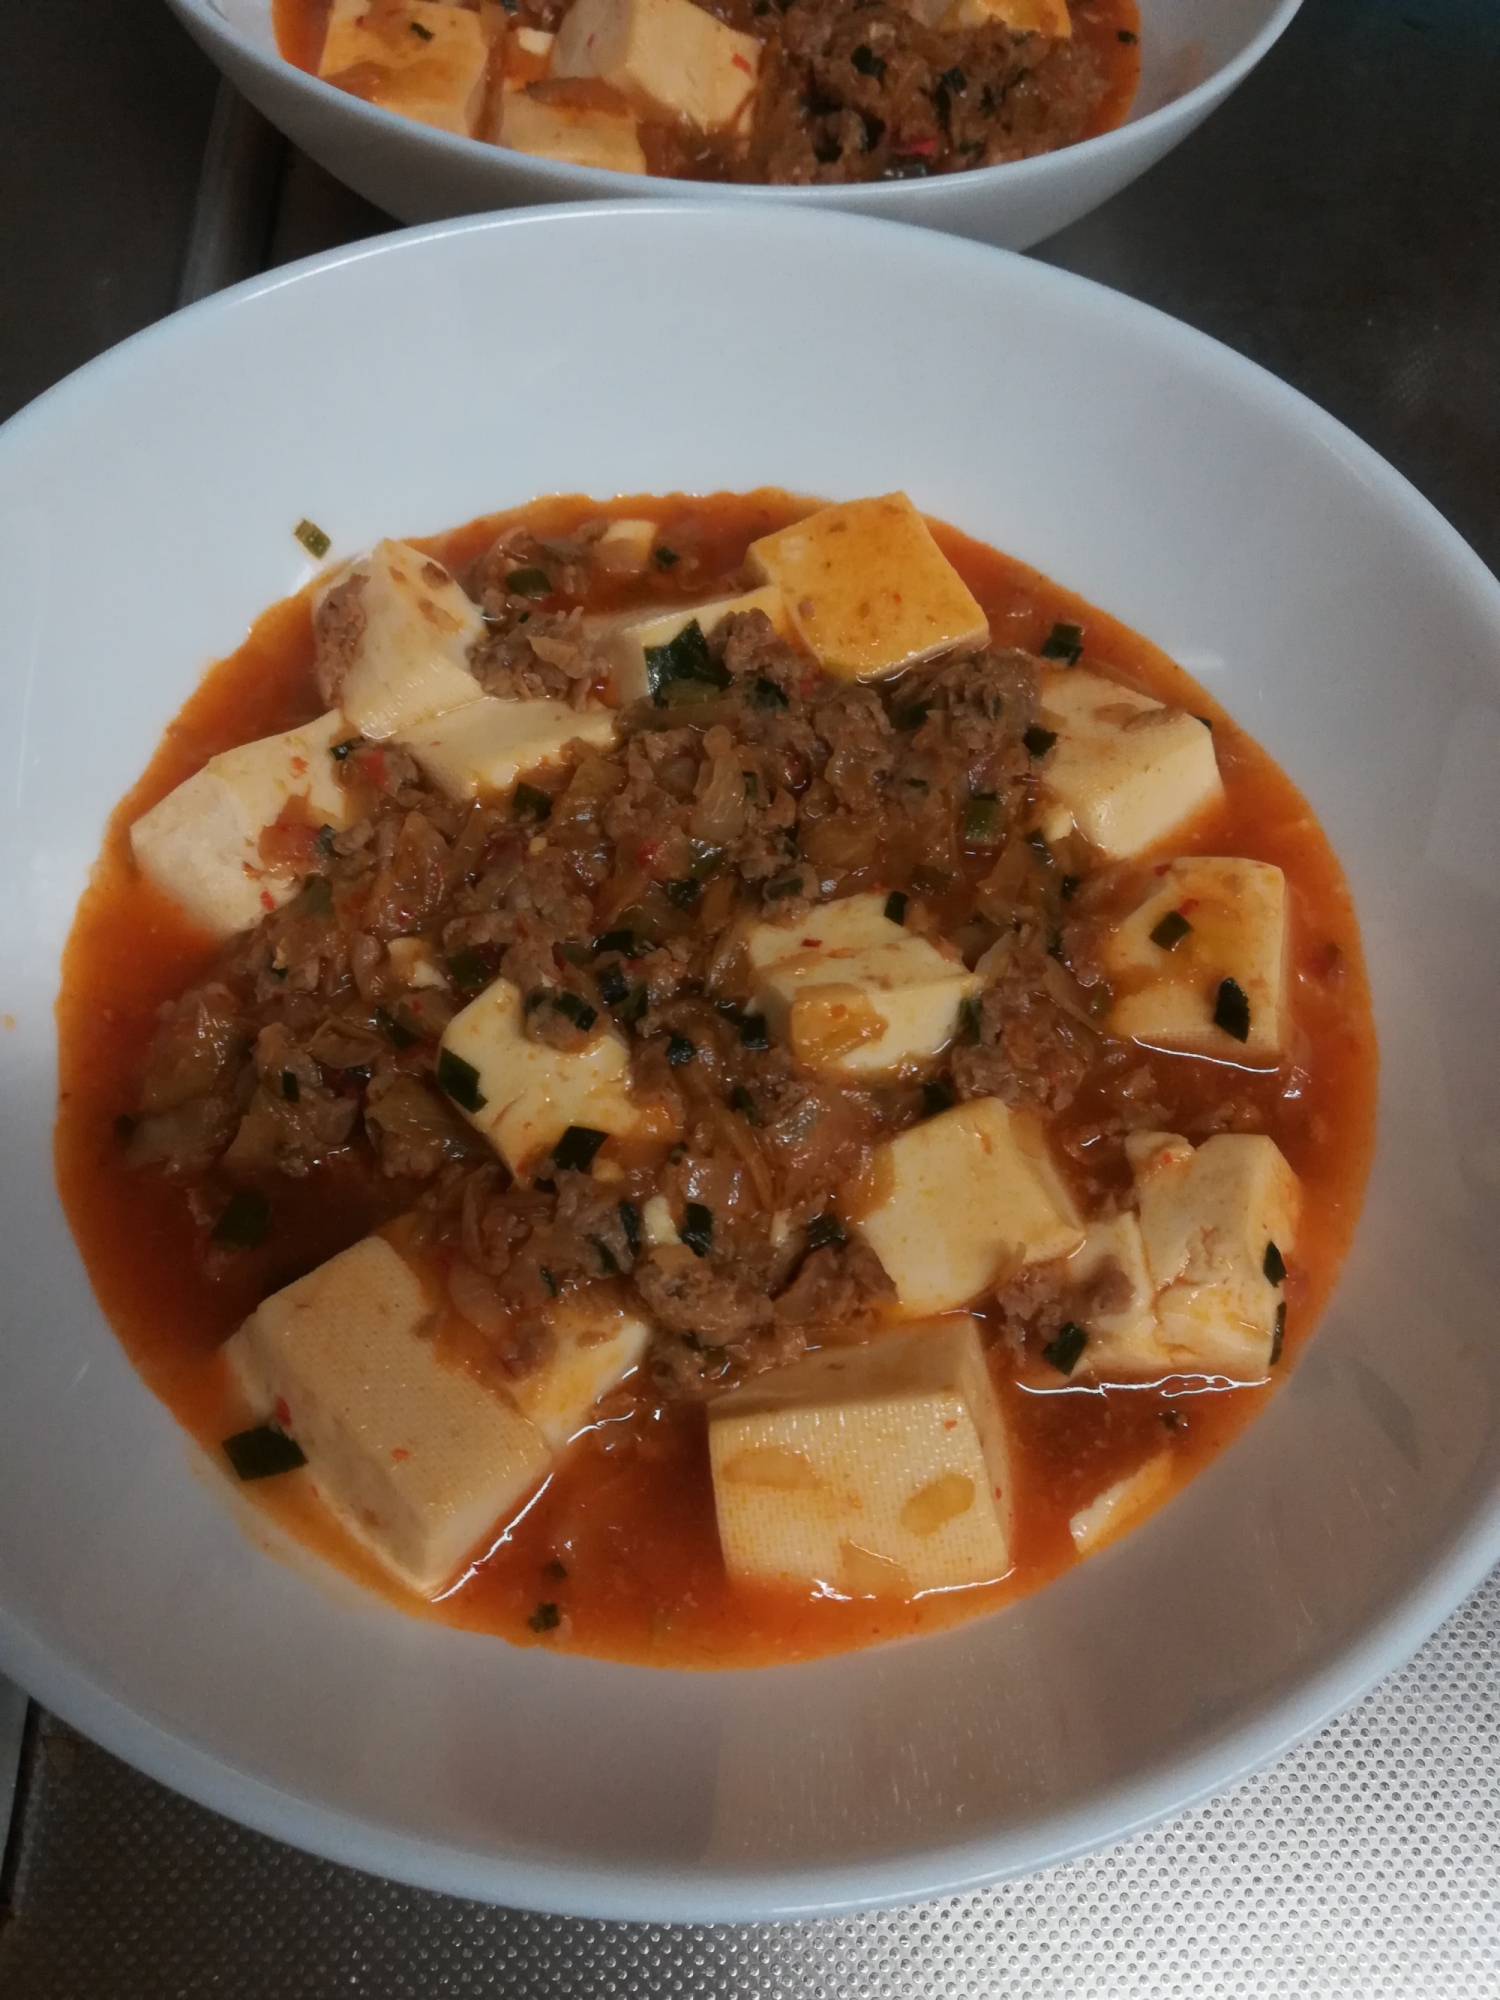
[4,198,1500,1922]
[166,0,1305,206]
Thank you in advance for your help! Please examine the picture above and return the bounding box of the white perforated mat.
[3,1571,1498,1995]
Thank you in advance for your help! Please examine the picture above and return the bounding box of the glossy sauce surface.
[54,490,1377,1666]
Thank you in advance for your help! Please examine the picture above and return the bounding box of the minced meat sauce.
[55,491,1377,1666]
[274,0,1139,187]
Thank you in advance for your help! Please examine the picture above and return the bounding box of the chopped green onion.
[1042,1320,1088,1375]
[749,676,789,710]
[598,964,630,1007]
[505,566,552,597]
[894,699,930,731]
[376,1006,419,1050]
[551,991,598,1032]
[665,878,701,911]
[620,984,649,1024]
[280,1070,300,1103]
[665,1032,696,1066]
[528,1600,560,1632]
[589,1234,621,1276]
[805,1213,845,1251]
[1027,829,1051,862]
[1270,1299,1287,1365]
[408,17,434,37]
[212,1189,270,1249]
[689,844,725,881]
[300,876,333,916]
[961,796,1003,846]
[884,890,908,925]
[1150,909,1193,951]
[436,1048,486,1112]
[654,545,679,568]
[554,940,591,968]
[542,1556,568,1581]
[592,928,638,958]
[316,824,336,859]
[910,864,951,895]
[645,620,731,704]
[851,42,886,77]
[740,1013,770,1050]
[294,518,331,559]
[1118,26,1137,42]
[958,994,982,1043]
[922,1078,954,1116]
[619,1200,642,1255]
[1039,621,1084,665]
[764,873,803,900]
[539,1266,559,1295]
[513,782,552,821]
[1023,725,1057,758]
[445,946,490,994]
[330,738,358,761]
[1213,977,1251,1042]
[940,63,965,88]
[1046,928,1064,960]
[553,1124,607,1172]
[1060,873,1081,901]
[1264,1241,1287,1286]
[223,1424,306,1481]
[681,1202,713,1258]
[743,771,759,798]
[905,776,930,794]
[730,1083,761,1125]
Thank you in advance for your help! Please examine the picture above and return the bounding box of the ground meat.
[952,927,1101,1114]
[636,1245,776,1346]
[772,1235,894,1326]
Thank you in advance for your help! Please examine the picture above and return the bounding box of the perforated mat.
[3,1569,1498,1996]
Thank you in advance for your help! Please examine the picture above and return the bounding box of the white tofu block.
[319,0,490,134]
[856,1099,1083,1318]
[387,935,447,990]
[440,977,640,1172]
[641,1194,681,1247]
[747,892,978,1075]
[509,1302,651,1450]
[1103,856,1289,1060]
[709,1317,1012,1595]
[1069,1453,1174,1558]
[394,694,616,802]
[1131,1130,1301,1380]
[1064,1212,1175,1384]
[552,0,761,132]
[603,586,791,703]
[747,494,990,681]
[494,86,647,174]
[594,517,658,572]
[1036,667,1224,859]
[228,1234,551,1595]
[904,0,1068,25]
[315,539,485,740]
[130,710,359,939]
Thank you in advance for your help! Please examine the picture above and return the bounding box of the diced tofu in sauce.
[709,1317,1012,1596]
[856,1098,1084,1318]
[439,976,642,1173]
[1035,666,1224,859]
[319,0,492,136]
[394,693,617,801]
[748,493,990,679]
[314,539,486,740]
[1069,1453,1174,1557]
[551,0,760,132]
[130,710,361,939]
[493,85,647,174]
[602,586,791,703]
[1103,857,1289,1061]
[746,891,978,1075]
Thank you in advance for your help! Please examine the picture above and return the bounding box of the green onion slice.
[436,1048,486,1113]
[1042,1321,1088,1375]
[1150,909,1193,951]
[513,782,552,821]
[211,1189,270,1249]
[1264,1241,1287,1286]
[805,1213,845,1251]
[294,518,331,559]
[1039,621,1084,665]
[223,1424,306,1481]
[505,566,552,597]
[1213,976,1251,1042]
[1023,725,1057,758]
[681,1203,713,1258]
[645,620,731,704]
[884,890,908,925]
[553,1125,608,1172]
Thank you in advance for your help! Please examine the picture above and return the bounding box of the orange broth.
[54,490,1377,1667]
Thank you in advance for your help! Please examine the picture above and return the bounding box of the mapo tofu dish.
[274,0,1139,184]
[56,491,1376,1666]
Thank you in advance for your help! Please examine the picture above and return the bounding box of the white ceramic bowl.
[2,204,1499,1922]
[166,0,1300,244]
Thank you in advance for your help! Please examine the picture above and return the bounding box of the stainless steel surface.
[2,0,1498,1988]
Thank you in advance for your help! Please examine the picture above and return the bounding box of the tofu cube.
[594,517,658,573]
[319,0,490,135]
[1129,1130,1301,1380]
[1103,857,1289,1061]
[315,539,485,740]
[552,0,761,133]
[602,586,791,704]
[1035,667,1224,859]
[903,0,1068,25]
[746,493,990,681]
[1069,1453,1174,1558]
[228,1234,551,1595]
[1063,1212,1174,1383]
[508,1302,651,1449]
[130,710,360,939]
[440,977,640,1172]
[394,694,617,802]
[708,1317,1012,1595]
[855,1098,1084,1318]
[747,892,978,1076]
[494,85,647,175]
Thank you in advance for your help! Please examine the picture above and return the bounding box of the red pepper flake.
[365,748,388,787]
[274,1396,291,1427]
[260,890,276,911]
[289,756,307,775]
[801,937,822,948]
[391,1447,410,1463]
[731,52,751,71]
[1179,897,1200,915]
[636,837,662,867]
